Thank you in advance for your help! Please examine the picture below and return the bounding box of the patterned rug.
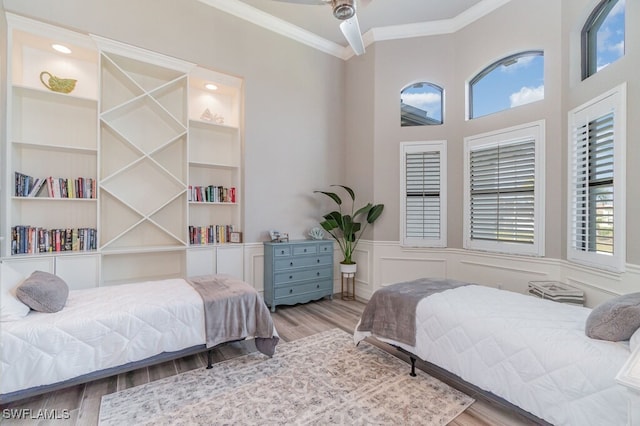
[99,329,474,425]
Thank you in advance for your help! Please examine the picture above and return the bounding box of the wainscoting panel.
[243,243,265,295]
[244,241,640,308]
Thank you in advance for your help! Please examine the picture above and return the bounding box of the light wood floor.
[1,296,543,426]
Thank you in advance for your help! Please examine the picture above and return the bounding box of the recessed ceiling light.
[205,83,218,91]
[51,44,72,54]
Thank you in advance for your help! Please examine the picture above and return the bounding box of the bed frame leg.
[409,356,417,377]
[206,349,213,369]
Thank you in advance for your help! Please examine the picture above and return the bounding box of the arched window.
[469,51,544,119]
[400,82,443,126]
[582,0,625,80]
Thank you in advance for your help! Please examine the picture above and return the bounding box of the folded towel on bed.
[357,278,471,346]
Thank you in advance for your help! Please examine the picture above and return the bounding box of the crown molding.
[199,0,512,60]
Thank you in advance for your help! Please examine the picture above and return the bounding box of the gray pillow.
[585,292,640,341]
[16,271,69,313]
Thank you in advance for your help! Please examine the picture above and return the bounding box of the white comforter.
[354,285,631,426]
[1,278,205,395]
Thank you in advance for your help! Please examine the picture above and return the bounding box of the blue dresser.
[263,240,334,312]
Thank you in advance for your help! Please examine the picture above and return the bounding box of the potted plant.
[314,185,384,273]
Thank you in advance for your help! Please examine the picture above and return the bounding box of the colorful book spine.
[10,226,97,254]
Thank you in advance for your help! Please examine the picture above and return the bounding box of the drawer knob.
[289,275,293,279]
[289,289,293,294]
[304,248,307,252]
[316,272,320,276]
[281,250,285,254]
[316,284,320,288]
[290,262,293,266]
[317,259,320,263]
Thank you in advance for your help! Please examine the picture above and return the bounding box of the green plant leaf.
[314,190,342,205]
[367,204,384,223]
[324,211,343,228]
[330,185,355,201]
[319,219,338,231]
[353,203,373,218]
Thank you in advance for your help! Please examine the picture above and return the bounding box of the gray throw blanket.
[357,278,471,346]
[187,274,279,356]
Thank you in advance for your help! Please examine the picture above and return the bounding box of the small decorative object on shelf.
[269,230,289,243]
[39,71,77,94]
[527,281,584,306]
[200,108,213,121]
[230,231,242,243]
[308,227,324,240]
[212,113,224,125]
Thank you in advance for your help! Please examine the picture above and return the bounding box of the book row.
[188,185,236,203]
[15,172,96,199]
[189,225,235,245]
[11,226,98,255]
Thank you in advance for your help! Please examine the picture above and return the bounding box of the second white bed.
[354,284,631,426]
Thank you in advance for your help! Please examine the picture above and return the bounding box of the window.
[400,141,447,247]
[568,83,626,272]
[401,82,443,126]
[582,0,625,80]
[464,121,545,256]
[469,51,544,119]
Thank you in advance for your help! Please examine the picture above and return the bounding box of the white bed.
[1,276,277,402]
[354,284,632,426]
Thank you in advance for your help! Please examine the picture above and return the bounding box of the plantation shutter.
[405,151,441,240]
[570,112,614,254]
[469,140,535,244]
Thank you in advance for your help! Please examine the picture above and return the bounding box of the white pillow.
[631,327,640,353]
[1,263,31,321]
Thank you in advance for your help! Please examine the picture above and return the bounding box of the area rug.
[99,328,474,425]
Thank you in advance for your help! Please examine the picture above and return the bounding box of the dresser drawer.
[274,267,332,285]
[293,244,316,255]
[318,242,333,254]
[273,246,291,256]
[275,280,332,298]
[274,254,332,270]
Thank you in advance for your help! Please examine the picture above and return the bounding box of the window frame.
[468,50,544,120]
[463,121,545,256]
[567,83,626,272]
[581,0,624,80]
[400,141,447,248]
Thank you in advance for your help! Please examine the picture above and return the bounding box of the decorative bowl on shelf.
[40,71,77,94]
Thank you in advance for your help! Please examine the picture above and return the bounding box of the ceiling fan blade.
[339,15,365,55]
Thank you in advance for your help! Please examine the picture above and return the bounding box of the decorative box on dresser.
[263,240,334,312]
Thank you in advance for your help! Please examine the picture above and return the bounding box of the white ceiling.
[199,0,511,59]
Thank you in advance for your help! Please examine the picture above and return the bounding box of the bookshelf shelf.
[12,197,97,202]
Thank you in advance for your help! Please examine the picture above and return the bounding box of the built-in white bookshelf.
[2,15,245,287]
[2,15,100,288]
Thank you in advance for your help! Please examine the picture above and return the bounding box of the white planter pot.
[339,263,357,275]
